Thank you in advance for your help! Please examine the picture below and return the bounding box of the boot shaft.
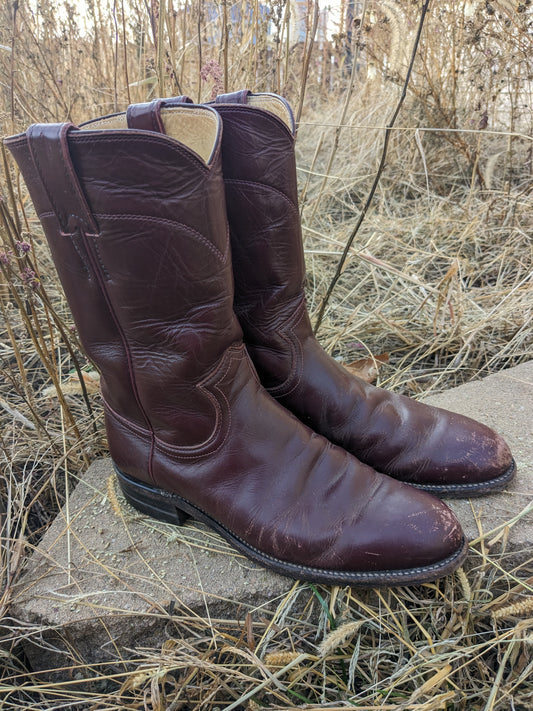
[5,105,243,446]
[212,92,313,392]
[214,92,307,329]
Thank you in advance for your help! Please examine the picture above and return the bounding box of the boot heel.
[114,465,191,526]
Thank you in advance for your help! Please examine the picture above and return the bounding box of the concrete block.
[426,361,533,567]
[12,459,292,672]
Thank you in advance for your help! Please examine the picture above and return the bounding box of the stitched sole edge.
[411,459,516,498]
[114,465,468,587]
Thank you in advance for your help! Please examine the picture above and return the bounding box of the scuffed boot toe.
[334,478,468,586]
[411,417,516,497]
[377,401,517,496]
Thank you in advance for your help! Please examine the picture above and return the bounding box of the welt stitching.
[144,488,466,579]
[420,462,515,492]
[95,213,226,263]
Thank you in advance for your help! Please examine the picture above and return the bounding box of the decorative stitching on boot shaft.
[95,213,229,263]
[104,344,251,460]
[224,178,298,213]
[71,133,210,175]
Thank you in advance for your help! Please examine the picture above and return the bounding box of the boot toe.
[338,479,465,576]
[478,429,514,479]
[346,387,516,496]
[403,411,516,496]
[277,463,468,585]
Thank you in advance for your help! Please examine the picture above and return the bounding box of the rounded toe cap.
[331,478,466,582]
[425,418,515,493]
[384,403,516,493]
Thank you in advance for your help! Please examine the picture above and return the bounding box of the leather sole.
[114,465,469,587]
[413,459,516,498]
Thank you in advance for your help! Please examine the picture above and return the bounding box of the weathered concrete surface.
[11,459,293,673]
[11,362,532,673]
[427,361,533,564]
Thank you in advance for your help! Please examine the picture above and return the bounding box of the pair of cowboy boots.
[5,90,514,587]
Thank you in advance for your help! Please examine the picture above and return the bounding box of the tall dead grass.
[0,0,532,707]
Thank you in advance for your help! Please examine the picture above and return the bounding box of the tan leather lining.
[247,95,293,130]
[79,107,219,164]
[83,115,127,130]
[160,108,218,163]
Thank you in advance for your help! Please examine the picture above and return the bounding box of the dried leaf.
[342,353,389,383]
[9,536,26,577]
[41,371,100,398]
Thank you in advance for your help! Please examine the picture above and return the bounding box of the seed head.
[21,267,40,290]
[16,240,31,254]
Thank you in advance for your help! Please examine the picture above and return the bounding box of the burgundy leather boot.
[210,90,515,497]
[5,103,467,586]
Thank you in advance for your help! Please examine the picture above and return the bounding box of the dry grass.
[2,501,533,709]
[0,0,532,708]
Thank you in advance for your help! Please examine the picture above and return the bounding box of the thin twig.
[295,0,320,125]
[313,0,432,334]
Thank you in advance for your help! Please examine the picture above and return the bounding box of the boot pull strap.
[126,96,194,133]
[26,123,98,235]
[215,90,252,104]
